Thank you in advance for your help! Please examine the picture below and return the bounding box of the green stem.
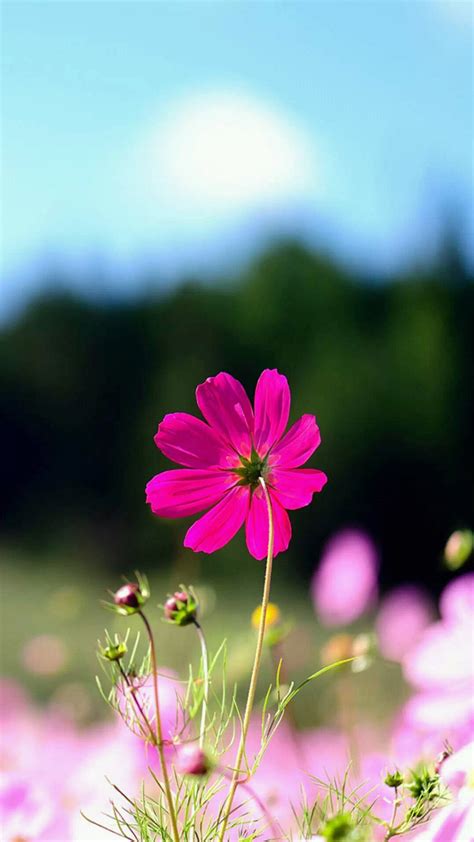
[192,618,209,749]
[217,477,275,842]
[384,789,400,841]
[139,610,180,842]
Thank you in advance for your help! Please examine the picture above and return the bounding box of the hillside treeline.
[1,241,473,591]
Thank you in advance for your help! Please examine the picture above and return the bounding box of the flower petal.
[270,468,328,510]
[253,369,291,456]
[196,372,254,457]
[269,414,321,468]
[154,413,237,468]
[245,486,292,560]
[184,486,249,553]
[145,469,235,518]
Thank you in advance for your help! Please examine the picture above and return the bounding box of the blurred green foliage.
[1,239,472,591]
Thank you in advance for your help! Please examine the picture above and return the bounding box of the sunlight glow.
[138,89,320,215]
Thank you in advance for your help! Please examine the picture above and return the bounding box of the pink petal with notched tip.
[196,372,254,458]
[269,414,321,468]
[184,485,250,553]
[253,369,291,456]
[271,467,328,509]
[154,412,237,469]
[145,469,235,518]
[245,486,291,560]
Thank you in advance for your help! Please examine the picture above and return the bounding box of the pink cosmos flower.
[311,529,378,626]
[376,585,434,662]
[146,370,327,559]
[402,574,474,745]
[0,775,54,841]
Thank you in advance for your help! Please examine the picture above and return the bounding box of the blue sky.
[2,0,473,315]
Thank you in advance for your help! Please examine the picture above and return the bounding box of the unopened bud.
[115,583,140,609]
[444,529,473,571]
[175,744,210,776]
[407,768,439,800]
[320,813,354,840]
[384,770,404,788]
[164,587,197,626]
[434,745,453,774]
[112,576,149,615]
[101,641,127,662]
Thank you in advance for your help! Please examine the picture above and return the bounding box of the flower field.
[1,370,472,841]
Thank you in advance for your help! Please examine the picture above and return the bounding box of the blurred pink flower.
[146,369,327,558]
[402,574,474,747]
[376,586,434,662]
[311,529,379,626]
[21,633,68,675]
[0,680,150,840]
[0,775,54,840]
[440,571,474,623]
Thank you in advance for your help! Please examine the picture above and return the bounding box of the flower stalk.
[217,476,275,842]
[384,789,400,841]
[139,610,180,842]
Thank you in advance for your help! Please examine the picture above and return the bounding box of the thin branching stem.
[217,476,275,842]
[117,661,157,743]
[139,610,180,842]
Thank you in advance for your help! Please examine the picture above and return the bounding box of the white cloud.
[133,87,321,221]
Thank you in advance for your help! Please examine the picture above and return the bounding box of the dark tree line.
[1,239,472,593]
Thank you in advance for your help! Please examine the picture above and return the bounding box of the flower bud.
[115,583,140,608]
[100,641,127,662]
[434,745,452,774]
[163,587,197,626]
[175,744,210,776]
[407,768,439,800]
[444,529,473,571]
[320,813,354,840]
[112,577,149,615]
[384,770,404,788]
[164,596,179,618]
